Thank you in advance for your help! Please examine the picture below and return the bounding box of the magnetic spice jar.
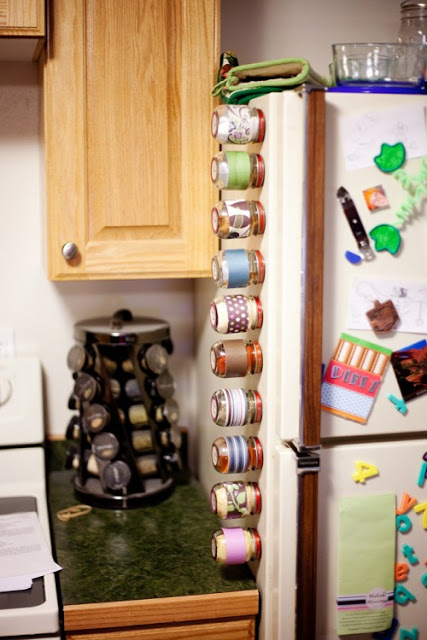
[211,527,261,565]
[211,435,263,473]
[211,200,266,239]
[210,388,262,427]
[211,151,265,190]
[210,339,263,378]
[211,249,265,289]
[209,294,263,334]
[211,481,262,519]
[211,104,265,144]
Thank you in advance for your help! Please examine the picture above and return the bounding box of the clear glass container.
[398,1,427,43]
[211,200,266,239]
[211,527,261,564]
[211,249,265,289]
[211,388,262,426]
[332,42,426,86]
[211,435,263,473]
[211,151,265,190]
[210,339,263,378]
[209,294,263,334]
[211,104,265,144]
[211,481,261,519]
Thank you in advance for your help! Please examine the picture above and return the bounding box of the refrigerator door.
[316,438,427,638]
[255,443,299,640]
[321,92,427,439]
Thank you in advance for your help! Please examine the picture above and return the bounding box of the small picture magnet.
[391,339,427,402]
[363,185,389,212]
[366,299,400,334]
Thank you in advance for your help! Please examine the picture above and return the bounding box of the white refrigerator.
[195,89,427,640]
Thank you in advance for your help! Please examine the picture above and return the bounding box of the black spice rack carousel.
[65,309,180,509]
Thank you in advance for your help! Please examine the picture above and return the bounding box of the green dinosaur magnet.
[369,224,401,255]
[374,142,406,173]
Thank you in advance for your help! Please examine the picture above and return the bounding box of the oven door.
[0,450,61,639]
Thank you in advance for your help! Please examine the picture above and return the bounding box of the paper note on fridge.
[339,104,427,171]
[321,333,392,424]
[337,494,396,635]
[347,277,427,334]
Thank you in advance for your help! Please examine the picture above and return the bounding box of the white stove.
[0,357,60,639]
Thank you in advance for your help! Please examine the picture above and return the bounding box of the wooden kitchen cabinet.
[43,0,220,280]
[63,593,258,640]
[0,0,44,33]
[0,0,45,60]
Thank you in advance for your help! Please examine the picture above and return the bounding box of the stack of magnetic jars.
[65,309,180,509]
[209,104,266,565]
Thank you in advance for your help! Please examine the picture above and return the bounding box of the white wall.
[221,0,399,77]
[0,62,196,442]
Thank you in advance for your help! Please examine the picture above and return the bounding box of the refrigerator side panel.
[316,439,427,639]
[321,93,427,440]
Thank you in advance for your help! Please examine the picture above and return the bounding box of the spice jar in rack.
[64,309,180,509]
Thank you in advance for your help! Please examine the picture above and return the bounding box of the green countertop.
[48,470,257,606]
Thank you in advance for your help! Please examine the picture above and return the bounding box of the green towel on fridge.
[212,57,332,104]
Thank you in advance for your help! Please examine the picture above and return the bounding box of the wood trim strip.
[64,590,259,631]
[301,88,325,447]
[65,616,255,640]
[296,88,325,640]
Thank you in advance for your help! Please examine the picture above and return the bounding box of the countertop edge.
[63,589,260,631]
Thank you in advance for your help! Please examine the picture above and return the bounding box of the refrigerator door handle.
[287,440,321,474]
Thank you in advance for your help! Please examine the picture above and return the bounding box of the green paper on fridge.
[321,333,392,424]
[337,494,396,635]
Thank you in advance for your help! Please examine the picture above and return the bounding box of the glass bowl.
[332,43,426,87]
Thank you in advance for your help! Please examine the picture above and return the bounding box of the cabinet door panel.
[44,0,219,280]
[0,0,44,31]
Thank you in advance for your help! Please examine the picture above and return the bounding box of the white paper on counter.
[0,511,61,592]
[347,277,427,333]
[339,104,427,171]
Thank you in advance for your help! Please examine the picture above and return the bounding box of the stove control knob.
[0,376,12,406]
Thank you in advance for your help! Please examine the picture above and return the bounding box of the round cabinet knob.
[62,242,78,261]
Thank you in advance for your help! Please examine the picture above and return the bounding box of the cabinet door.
[44,0,219,280]
[0,0,44,34]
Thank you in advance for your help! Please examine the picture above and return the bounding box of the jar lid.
[73,309,170,344]
[400,0,426,8]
